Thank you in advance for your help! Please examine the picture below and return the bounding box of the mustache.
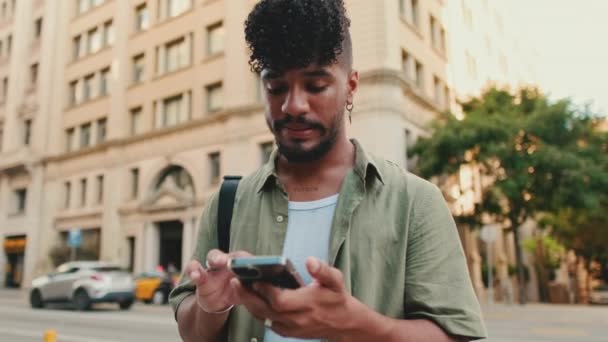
[273,116,326,133]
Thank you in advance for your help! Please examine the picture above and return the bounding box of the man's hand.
[231,257,386,340]
[186,249,251,313]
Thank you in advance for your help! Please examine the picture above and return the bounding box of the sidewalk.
[483,302,608,341]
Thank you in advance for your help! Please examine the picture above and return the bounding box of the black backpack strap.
[217,175,241,253]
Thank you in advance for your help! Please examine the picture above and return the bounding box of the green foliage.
[523,235,565,270]
[410,87,608,259]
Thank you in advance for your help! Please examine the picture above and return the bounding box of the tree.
[410,87,608,304]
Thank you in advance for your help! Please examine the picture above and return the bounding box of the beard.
[270,112,342,163]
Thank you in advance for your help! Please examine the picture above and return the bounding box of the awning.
[3,237,26,254]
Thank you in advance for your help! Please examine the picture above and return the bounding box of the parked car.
[30,261,135,311]
[589,284,608,304]
[134,270,179,305]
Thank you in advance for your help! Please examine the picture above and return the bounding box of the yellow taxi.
[134,271,179,305]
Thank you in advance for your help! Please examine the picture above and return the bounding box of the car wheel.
[30,289,45,309]
[73,289,91,311]
[152,289,166,305]
[119,300,134,310]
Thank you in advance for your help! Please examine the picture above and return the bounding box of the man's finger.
[187,260,208,285]
[231,278,278,321]
[306,257,344,291]
[206,249,229,270]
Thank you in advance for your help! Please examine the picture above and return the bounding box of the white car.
[589,284,608,305]
[30,261,135,311]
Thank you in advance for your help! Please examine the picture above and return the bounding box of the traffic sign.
[67,229,82,248]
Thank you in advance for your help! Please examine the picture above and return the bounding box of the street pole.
[487,241,494,305]
[513,225,527,305]
[71,246,76,261]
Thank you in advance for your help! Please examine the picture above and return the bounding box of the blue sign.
[68,229,82,248]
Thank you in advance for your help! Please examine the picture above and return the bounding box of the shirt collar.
[255,138,384,193]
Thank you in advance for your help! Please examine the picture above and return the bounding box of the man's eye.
[307,85,327,93]
[267,85,288,95]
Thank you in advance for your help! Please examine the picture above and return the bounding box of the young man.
[170,1,487,341]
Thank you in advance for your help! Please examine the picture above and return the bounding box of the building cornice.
[359,68,443,113]
[42,103,265,165]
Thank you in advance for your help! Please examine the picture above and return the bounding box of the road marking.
[0,326,121,342]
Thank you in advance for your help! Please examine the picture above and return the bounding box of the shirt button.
[276,215,284,223]
[250,338,258,342]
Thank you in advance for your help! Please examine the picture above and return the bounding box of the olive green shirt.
[170,139,487,341]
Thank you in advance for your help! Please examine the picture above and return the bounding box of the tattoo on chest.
[292,186,319,193]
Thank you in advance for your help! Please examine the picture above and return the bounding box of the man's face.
[261,63,356,163]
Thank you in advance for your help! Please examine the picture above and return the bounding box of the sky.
[503,0,608,115]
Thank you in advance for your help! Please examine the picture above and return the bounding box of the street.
[1,288,607,341]
[0,289,180,342]
[484,303,608,341]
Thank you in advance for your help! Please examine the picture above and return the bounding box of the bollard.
[43,329,57,342]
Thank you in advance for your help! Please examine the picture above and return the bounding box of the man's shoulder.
[368,153,440,199]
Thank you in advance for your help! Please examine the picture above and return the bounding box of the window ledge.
[65,94,110,112]
[400,16,423,40]
[68,45,113,67]
[152,66,192,82]
[201,52,224,64]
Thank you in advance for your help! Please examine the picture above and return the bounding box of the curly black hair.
[244,0,351,74]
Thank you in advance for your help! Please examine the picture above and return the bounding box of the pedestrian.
[169,1,487,341]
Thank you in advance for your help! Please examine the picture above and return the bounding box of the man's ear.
[347,70,359,100]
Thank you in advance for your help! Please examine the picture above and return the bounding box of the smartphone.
[228,256,304,289]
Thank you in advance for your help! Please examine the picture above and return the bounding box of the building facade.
[0,0,533,291]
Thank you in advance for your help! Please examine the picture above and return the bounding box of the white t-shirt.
[264,194,339,342]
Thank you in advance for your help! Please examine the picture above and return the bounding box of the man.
[170,1,487,341]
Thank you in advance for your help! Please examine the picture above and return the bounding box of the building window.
[130,168,139,199]
[78,0,90,14]
[162,0,191,20]
[135,3,149,31]
[130,107,143,135]
[161,94,188,127]
[433,75,447,109]
[260,142,274,165]
[73,35,82,60]
[208,152,220,184]
[83,74,94,100]
[6,34,11,56]
[13,188,27,214]
[69,80,78,105]
[100,67,110,96]
[97,118,107,143]
[462,1,473,30]
[87,27,101,54]
[429,16,446,54]
[401,0,419,28]
[1,2,7,19]
[64,181,71,208]
[206,82,223,113]
[80,178,87,207]
[414,60,423,89]
[132,54,145,83]
[30,63,38,87]
[2,76,8,100]
[206,22,224,56]
[103,20,114,46]
[96,175,103,204]
[80,123,91,148]
[66,128,75,152]
[163,36,190,73]
[23,119,32,146]
[0,126,3,151]
[401,50,413,81]
[34,18,43,39]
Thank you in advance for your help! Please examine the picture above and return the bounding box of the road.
[484,303,608,341]
[0,288,180,342]
[1,288,607,341]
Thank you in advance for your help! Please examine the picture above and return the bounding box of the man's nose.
[281,88,309,116]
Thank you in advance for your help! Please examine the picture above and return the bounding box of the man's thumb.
[306,257,343,290]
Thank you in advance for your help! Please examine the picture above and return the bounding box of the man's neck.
[277,136,355,201]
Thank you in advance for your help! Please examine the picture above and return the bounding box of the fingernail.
[211,253,220,263]
[309,258,320,273]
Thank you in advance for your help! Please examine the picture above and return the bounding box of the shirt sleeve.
[169,191,220,320]
[404,178,487,340]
